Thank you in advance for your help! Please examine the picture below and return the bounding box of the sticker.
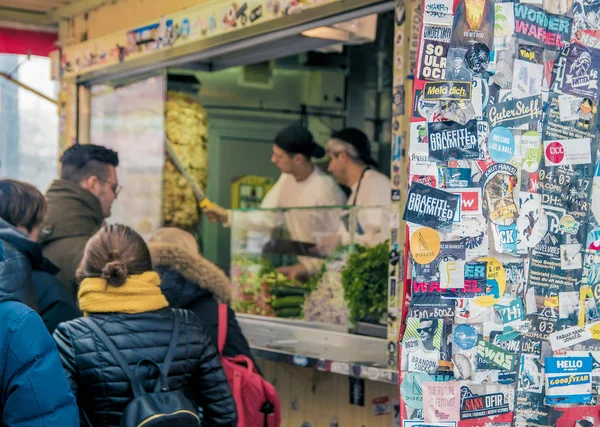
[410,227,442,265]
[549,325,592,351]
[476,339,518,371]
[485,94,543,128]
[512,59,544,100]
[518,44,543,64]
[474,257,506,307]
[427,120,480,161]
[445,48,474,81]
[403,422,456,427]
[481,163,519,226]
[463,261,488,297]
[449,188,482,214]
[404,182,461,230]
[423,81,472,101]
[543,92,597,141]
[513,4,572,50]
[441,168,472,188]
[558,94,584,121]
[560,244,582,270]
[349,377,365,407]
[423,0,453,24]
[409,295,456,318]
[449,0,494,48]
[372,397,390,416]
[488,127,516,163]
[404,318,443,373]
[519,354,545,393]
[401,372,434,409]
[460,386,511,419]
[558,214,580,234]
[494,2,516,50]
[418,36,451,81]
[422,382,460,422]
[545,356,592,405]
[454,324,478,350]
[516,193,548,252]
[553,43,600,99]
[543,138,592,166]
[519,131,542,172]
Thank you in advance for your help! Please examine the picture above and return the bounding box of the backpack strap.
[157,309,181,392]
[217,304,228,355]
[86,318,145,397]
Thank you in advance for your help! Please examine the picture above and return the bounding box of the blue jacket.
[0,242,79,426]
[0,218,81,332]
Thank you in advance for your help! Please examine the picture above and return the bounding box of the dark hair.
[0,179,47,233]
[77,224,152,287]
[60,144,119,184]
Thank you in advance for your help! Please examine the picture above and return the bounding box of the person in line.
[53,224,237,427]
[148,227,259,369]
[0,241,80,427]
[317,128,391,255]
[204,124,347,280]
[0,179,81,332]
[39,143,120,298]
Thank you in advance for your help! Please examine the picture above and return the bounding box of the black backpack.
[85,311,202,427]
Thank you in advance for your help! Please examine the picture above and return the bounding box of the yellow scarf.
[78,271,168,315]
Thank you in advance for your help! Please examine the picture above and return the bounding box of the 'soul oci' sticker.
[474,257,506,307]
[410,227,442,265]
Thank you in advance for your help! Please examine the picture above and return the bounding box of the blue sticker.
[400,372,433,409]
[545,356,593,405]
[454,325,478,350]
[498,223,518,254]
[488,127,515,163]
[293,355,309,367]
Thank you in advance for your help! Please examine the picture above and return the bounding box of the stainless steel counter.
[238,314,399,385]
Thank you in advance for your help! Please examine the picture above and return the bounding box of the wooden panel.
[257,360,398,427]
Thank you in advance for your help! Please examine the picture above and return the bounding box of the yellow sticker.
[474,257,506,307]
[544,296,559,307]
[410,227,441,265]
[589,322,600,340]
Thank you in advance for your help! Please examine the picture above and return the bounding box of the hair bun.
[101,261,128,287]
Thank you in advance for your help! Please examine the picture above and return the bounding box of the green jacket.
[38,180,103,299]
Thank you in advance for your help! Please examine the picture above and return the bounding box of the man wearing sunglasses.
[39,144,120,298]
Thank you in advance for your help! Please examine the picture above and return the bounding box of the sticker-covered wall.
[397,0,600,425]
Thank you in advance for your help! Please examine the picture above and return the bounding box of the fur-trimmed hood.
[148,242,232,305]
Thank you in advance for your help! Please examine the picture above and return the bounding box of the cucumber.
[271,285,310,297]
[276,307,303,318]
[270,295,305,309]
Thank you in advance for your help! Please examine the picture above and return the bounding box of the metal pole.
[0,72,58,106]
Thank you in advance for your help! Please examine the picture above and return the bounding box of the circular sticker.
[454,325,478,350]
[410,227,441,265]
[400,372,433,409]
[465,43,491,74]
[474,257,507,307]
[520,131,542,173]
[488,127,515,163]
[403,337,420,353]
[545,140,565,165]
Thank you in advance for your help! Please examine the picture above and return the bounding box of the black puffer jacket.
[53,308,237,427]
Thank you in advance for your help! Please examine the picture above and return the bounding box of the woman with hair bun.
[53,224,237,427]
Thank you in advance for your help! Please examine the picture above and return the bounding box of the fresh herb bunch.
[341,241,389,324]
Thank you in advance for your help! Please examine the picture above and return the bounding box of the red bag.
[218,304,281,427]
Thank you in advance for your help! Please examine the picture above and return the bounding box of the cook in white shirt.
[204,124,347,279]
[317,128,391,255]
